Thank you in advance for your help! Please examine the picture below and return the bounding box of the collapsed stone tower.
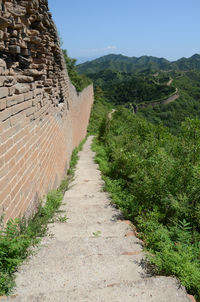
[0,0,94,221]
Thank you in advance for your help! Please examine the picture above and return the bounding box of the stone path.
[3,136,191,302]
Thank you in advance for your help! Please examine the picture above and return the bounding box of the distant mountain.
[77,53,200,134]
[77,54,172,74]
[77,53,200,74]
[173,54,200,71]
[76,56,100,64]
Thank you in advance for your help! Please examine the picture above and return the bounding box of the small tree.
[62,50,91,92]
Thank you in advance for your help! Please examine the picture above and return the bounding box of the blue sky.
[48,0,200,63]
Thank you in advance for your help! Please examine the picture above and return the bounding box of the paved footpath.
[3,136,191,302]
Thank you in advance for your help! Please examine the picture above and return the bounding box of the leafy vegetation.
[139,70,200,134]
[90,105,200,300]
[174,54,200,71]
[63,50,92,92]
[0,191,63,295]
[0,139,86,296]
[67,137,87,176]
[105,73,175,105]
[85,52,200,299]
[87,92,112,135]
[79,53,200,134]
[85,69,176,108]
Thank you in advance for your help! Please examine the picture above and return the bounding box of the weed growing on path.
[0,138,86,296]
[0,190,63,295]
[92,230,101,237]
[56,215,68,223]
[67,138,87,177]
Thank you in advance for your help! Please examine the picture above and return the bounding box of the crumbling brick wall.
[0,0,94,221]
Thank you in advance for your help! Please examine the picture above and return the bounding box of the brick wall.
[0,0,94,221]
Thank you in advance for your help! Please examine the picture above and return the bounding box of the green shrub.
[63,50,92,92]
[0,190,63,295]
[92,107,200,300]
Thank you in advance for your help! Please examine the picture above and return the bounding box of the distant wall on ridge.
[0,0,94,221]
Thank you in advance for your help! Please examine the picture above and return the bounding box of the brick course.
[0,0,94,221]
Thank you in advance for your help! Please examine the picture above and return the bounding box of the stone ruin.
[0,0,71,108]
[0,0,94,221]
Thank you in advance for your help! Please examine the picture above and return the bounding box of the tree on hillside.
[62,50,91,92]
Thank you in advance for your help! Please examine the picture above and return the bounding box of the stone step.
[2,277,191,302]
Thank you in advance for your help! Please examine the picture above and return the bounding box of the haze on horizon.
[48,0,200,63]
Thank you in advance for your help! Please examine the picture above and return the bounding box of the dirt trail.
[108,109,116,119]
[3,136,191,302]
[135,77,179,111]
[161,91,179,105]
[167,78,173,86]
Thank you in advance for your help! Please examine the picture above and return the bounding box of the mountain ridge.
[77,53,200,74]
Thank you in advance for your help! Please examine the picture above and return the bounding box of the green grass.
[87,98,113,135]
[67,137,87,176]
[0,138,86,296]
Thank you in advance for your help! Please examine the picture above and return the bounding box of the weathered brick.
[1,195,11,210]
[0,107,12,122]
[0,138,13,154]
[0,0,94,223]
[0,87,8,99]
[8,157,15,170]
[13,128,28,144]
[0,76,6,87]
[1,124,20,143]
[15,146,26,163]
[0,155,4,168]
[1,195,11,212]
[10,112,23,126]
[0,164,9,180]
[34,103,48,120]
[15,84,30,94]
[7,192,22,220]
[0,175,9,192]
[32,95,41,106]
[6,163,20,184]
[0,183,10,203]
[8,45,21,54]
[6,94,24,107]
[24,91,33,101]
[33,88,43,97]
[12,99,32,115]
[0,98,6,110]
[10,180,22,200]
[8,85,16,96]
[16,75,34,83]
[4,145,18,163]
[0,59,6,68]
[24,106,35,117]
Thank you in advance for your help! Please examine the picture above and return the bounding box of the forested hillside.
[81,53,200,134]
[86,69,176,105]
[139,70,200,134]
[77,53,200,74]
[77,54,172,74]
